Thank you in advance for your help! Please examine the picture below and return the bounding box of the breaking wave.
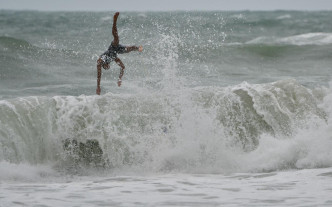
[0,80,331,175]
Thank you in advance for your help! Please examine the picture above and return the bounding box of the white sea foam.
[1,168,332,206]
[247,33,332,45]
[276,14,292,20]
[100,16,112,22]
[0,161,58,182]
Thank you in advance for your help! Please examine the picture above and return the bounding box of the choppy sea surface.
[0,10,332,206]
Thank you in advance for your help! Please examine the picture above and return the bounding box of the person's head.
[103,64,110,70]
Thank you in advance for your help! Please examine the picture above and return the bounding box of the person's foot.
[139,45,143,52]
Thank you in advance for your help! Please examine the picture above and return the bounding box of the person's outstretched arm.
[96,59,102,95]
[124,45,143,53]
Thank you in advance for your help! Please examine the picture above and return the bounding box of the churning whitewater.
[1,79,332,175]
[0,10,332,206]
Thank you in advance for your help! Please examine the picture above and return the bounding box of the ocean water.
[0,10,332,206]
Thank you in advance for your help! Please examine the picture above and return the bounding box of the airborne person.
[96,12,143,95]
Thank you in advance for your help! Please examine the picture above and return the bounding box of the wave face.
[0,80,331,173]
[0,11,332,175]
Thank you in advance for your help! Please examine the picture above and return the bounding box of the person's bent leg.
[115,57,125,86]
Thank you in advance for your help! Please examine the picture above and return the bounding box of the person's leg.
[115,57,125,73]
[111,12,120,46]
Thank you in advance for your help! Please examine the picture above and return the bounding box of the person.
[96,12,143,95]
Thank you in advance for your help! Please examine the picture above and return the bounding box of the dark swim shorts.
[100,54,113,65]
[100,44,126,65]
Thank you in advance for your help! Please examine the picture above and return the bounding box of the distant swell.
[0,36,33,49]
[0,36,86,59]
[0,36,90,83]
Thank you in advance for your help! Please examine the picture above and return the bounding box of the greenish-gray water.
[0,10,331,174]
[1,10,332,207]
